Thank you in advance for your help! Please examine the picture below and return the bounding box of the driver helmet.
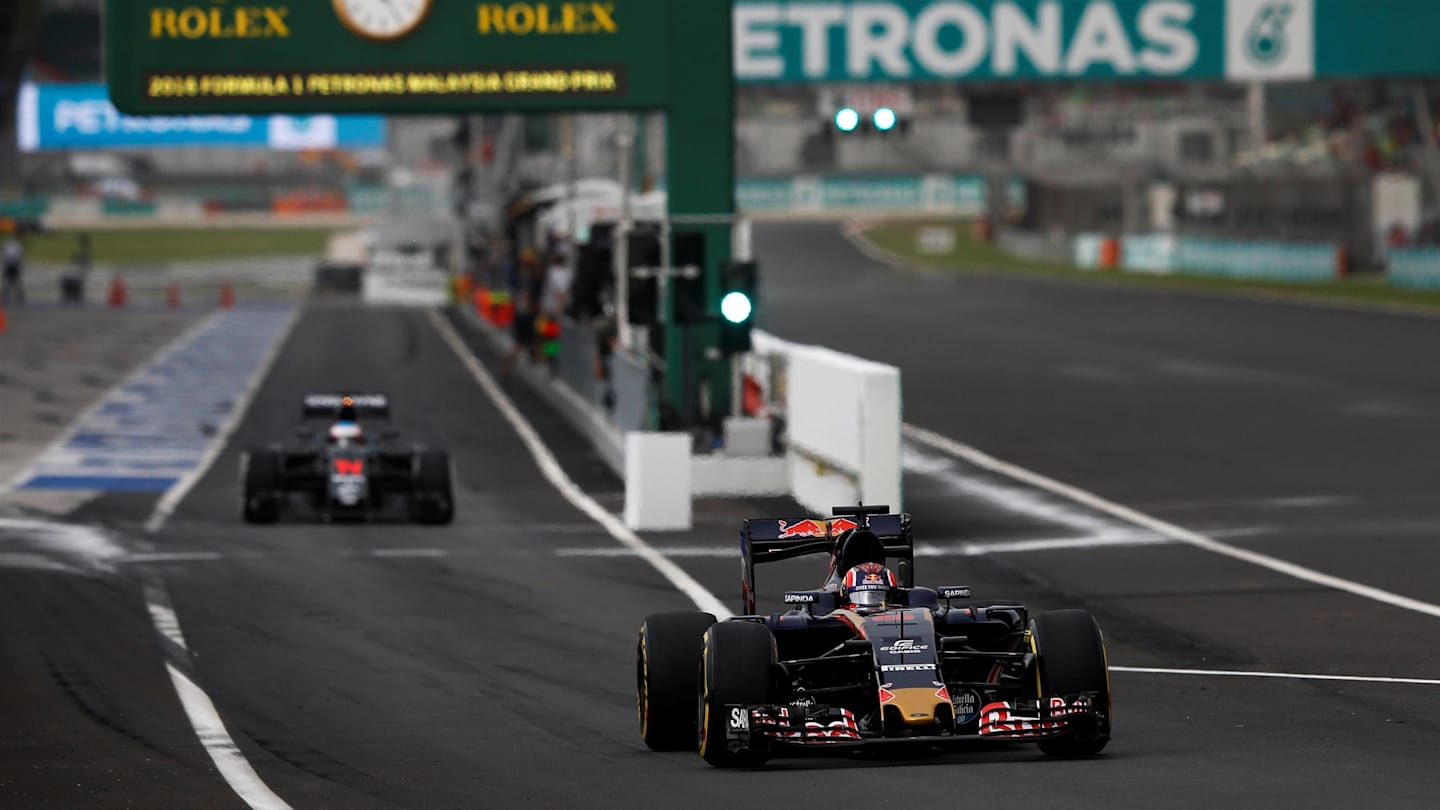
[329,421,363,446]
[843,562,897,613]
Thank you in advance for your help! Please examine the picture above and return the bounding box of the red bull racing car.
[241,394,454,524]
[637,505,1111,767]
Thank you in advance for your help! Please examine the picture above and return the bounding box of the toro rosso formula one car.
[241,394,454,524]
[637,505,1111,767]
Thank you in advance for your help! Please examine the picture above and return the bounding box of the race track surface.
[2,226,1439,807]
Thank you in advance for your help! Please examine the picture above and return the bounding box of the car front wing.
[722,693,1104,754]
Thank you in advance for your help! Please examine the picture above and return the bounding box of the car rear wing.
[739,506,913,615]
[301,393,390,419]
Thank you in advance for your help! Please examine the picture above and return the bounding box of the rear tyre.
[242,449,281,524]
[412,449,454,525]
[1030,609,1111,757]
[699,621,776,768]
[636,611,717,751]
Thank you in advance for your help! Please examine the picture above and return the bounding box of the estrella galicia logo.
[1245,2,1293,65]
[952,688,981,725]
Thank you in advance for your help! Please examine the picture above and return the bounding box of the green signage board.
[106,0,739,423]
[105,0,675,114]
[732,0,1440,83]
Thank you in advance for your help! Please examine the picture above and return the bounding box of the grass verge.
[19,227,337,265]
[859,219,1440,313]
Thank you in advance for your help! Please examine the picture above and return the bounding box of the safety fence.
[3,186,445,226]
[736,174,1025,218]
[1386,248,1440,290]
[1074,233,1342,284]
[5,174,1027,229]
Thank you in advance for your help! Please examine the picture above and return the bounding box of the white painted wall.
[751,331,902,514]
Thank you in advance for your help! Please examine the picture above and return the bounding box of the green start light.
[873,107,897,131]
[720,291,753,324]
[834,107,860,132]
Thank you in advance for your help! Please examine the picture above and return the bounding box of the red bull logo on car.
[776,517,860,539]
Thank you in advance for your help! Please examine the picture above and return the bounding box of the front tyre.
[1030,609,1111,757]
[699,621,776,768]
[636,611,716,751]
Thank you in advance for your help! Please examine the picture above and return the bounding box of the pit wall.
[746,331,902,514]
[459,301,903,528]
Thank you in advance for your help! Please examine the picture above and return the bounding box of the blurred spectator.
[1387,222,1411,250]
[2,235,24,307]
[61,233,91,305]
[540,244,573,322]
[501,249,544,378]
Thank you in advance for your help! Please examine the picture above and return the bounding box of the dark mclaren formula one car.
[637,505,1111,767]
[241,394,454,524]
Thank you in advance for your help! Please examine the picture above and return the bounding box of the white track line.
[552,534,1173,559]
[0,312,224,497]
[140,576,292,810]
[165,662,293,810]
[123,551,229,564]
[1110,666,1440,686]
[430,310,732,619]
[904,424,1440,620]
[144,307,302,533]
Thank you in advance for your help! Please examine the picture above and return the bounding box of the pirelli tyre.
[636,611,716,751]
[242,448,282,524]
[412,449,454,525]
[699,620,776,768]
[1029,609,1111,757]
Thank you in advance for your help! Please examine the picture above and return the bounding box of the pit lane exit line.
[552,533,1179,558]
[1109,666,1440,687]
[904,424,1440,621]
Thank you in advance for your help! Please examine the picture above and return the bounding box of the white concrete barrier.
[749,331,902,513]
[363,267,449,306]
[624,432,692,531]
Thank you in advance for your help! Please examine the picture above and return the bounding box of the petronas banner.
[735,0,1436,83]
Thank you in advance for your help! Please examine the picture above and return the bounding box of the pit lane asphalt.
[2,244,1437,807]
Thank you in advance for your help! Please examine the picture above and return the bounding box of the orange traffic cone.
[108,276,128,308]
[165,282,180,310]
[218,280,234,309]
[0,305,7,335]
